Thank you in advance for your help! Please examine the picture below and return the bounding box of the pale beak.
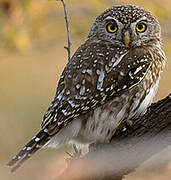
[123,31,131,47]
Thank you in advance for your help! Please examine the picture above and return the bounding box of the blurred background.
[0,0,171,179]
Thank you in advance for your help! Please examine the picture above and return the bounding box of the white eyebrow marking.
[105,16,115,20]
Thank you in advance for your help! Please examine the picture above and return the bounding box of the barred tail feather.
[7,127,51,172]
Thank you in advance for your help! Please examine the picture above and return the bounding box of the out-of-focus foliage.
[0,1,171,180]
[0,0,171,52]
[0,0,55,52]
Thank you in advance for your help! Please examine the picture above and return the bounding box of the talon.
[65,144,82,161]
[65,151,73,158]
[73,144,79,154]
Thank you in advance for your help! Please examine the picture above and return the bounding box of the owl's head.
[87,5,161,48]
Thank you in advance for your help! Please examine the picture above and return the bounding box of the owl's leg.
[125,119,133,126]
[125,105,134,127]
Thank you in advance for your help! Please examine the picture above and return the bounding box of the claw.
[65,144,82,160]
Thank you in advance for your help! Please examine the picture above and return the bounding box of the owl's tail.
[7,127,51,172]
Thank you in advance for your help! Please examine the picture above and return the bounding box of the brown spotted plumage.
[8,5,166,172]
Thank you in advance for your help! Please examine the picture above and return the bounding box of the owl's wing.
[42,42,153,135]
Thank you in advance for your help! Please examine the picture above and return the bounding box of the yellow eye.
[106,23,118,33]
[136,23,147,32]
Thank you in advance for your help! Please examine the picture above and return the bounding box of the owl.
[8,5,166,172]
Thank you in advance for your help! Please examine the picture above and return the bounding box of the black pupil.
[110,24,116,30]
[138,24,143,30]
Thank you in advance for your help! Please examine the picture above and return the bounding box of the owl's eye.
[136,23,147,32]
[106,23,118,33]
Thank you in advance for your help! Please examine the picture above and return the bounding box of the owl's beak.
[123,31,131,47]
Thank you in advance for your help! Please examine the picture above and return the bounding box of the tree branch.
[59,94,171,180]
[57,0,71,61]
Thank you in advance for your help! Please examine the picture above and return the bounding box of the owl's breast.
[74,92,132,144]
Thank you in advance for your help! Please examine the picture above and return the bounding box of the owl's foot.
[65,144,82,162]
[73,144,82,158]
[65,144,82,166]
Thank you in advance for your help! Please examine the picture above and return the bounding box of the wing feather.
[42,42,153,135]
